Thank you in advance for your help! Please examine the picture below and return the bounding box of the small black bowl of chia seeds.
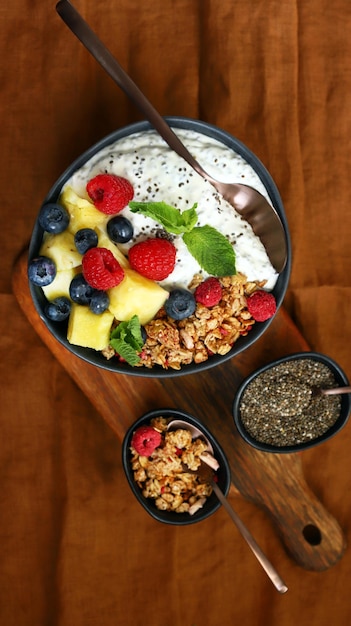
[232,352,351,453]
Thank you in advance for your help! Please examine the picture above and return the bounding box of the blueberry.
[74,228,98,254]
[69,274,95,304]
[28,256,56,286]
[38,202,69,234]
[141,326,147,344]
[45,296,71,321]
[89,290,110,314]
[164,288,196,320]
[107,215,134,243]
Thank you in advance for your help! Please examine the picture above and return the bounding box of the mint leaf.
[183,226,236,276]
[110,315,144,366]
[110,339,141,366]
[129,201,198,234]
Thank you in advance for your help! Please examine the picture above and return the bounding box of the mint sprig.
[110,315,144,366]
[183,226,236,276]
[129,201,198,234]
[128,200,236,277]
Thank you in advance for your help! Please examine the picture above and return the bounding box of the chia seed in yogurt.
[64,128,279,291]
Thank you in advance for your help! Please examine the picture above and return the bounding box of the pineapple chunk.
[60,186,109,233]
[108,269,168,325]
[67,304,114,351]
[42,266,80,300]
[40,231,82,270]
[96,226,130,268]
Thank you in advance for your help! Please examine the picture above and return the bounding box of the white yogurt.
[64,128,279,290]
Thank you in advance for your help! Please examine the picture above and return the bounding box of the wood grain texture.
[13,249,347,571]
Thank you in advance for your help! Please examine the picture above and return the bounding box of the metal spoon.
[167,419,288,593]
[55,0,288,273]
[312,385,351,397]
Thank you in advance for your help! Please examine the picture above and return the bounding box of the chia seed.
[239,358,342,446]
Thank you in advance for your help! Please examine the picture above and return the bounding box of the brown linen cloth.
[1,0,351,624]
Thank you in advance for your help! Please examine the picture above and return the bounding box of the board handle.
[235,453,347,571]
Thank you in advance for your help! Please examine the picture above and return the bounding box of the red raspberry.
[86,173,134,214]
[246,290,277,322]
[195,277,222,307]
[131,425,162,457]
[128,238,176,281]
[82,247,125,290]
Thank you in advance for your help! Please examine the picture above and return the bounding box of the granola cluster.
[130,417,214,515]
[136,273,264,370]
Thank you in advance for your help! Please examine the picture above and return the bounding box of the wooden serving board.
[13,250,347,571]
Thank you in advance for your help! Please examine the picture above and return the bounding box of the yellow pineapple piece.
[108,268,168,325]
[40,231,82,270]
[95,226,130,268]
[67,304,114,351]
[60,186,109,233]
[42,266,81,300]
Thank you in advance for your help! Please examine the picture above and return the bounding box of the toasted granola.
[133,273,264,370]
[130,417,214,515]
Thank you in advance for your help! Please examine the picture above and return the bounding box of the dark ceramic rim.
[122,408,231,525]
[232,351,351,453]
[28,116,292,378]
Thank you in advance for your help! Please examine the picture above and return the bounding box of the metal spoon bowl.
[56,0,288,273]
[252,381,351,418]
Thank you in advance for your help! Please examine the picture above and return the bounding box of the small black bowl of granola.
[232,352,351,453]
[122,408,231,524]
[28,116,291,377]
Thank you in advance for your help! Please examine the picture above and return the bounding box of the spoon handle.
[167,418,287,590]
[321,386,351,395]
[55,0,205,177]
[211,482,288,593]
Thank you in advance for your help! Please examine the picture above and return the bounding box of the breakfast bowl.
[122,408,231,525]
[232,351,351,453]
[28,116,291,377]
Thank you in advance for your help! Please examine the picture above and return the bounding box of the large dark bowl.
[232,351,351,453]
[122,408,231,525]
[28,116,291,377]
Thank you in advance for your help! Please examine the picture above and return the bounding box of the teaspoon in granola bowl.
[56,0,288,273]
[166,418,288,593]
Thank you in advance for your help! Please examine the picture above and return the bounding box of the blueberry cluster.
[68,274,109,314]
[28,202,135,321]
